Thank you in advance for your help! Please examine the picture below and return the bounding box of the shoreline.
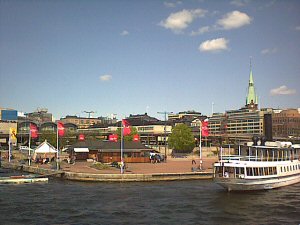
[1,157,215,182]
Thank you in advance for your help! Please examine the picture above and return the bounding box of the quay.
[1,156,215,182]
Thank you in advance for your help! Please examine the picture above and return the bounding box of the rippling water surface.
[1,170,300,225]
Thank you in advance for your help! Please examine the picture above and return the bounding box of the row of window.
[280,164,300,173]
[246,167,277,176]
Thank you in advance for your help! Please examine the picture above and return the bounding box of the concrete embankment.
[1,162,213,182]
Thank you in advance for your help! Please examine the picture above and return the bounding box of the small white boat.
[213,141,300,191]
[0,175,48,184]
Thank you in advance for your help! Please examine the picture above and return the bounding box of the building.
[168,111,205,122]
[208,64,272,143]
[272,108,300,139]
[0,107,18,147]
[23,108,53,125]
[60,115,117,129]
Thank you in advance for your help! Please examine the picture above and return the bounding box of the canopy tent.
[33,140,57,160]
[35,140,57,153]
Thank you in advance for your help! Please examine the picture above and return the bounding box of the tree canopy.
[116,126,138,141]
[168,124,195,153]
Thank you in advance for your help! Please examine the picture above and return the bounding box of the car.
[19,146,33,152]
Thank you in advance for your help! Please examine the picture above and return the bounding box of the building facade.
[272,108,300,139]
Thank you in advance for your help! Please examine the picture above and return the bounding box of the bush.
[90,162,110,170]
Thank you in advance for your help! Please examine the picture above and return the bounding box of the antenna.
[83,111,96,118]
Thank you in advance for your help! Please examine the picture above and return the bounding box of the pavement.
[41,156,218,175]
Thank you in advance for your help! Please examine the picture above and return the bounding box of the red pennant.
[30,123,38,139]
[78,134,85,141]
[57,122,65,137]
[122,119,131,136]
[201,120,209,137]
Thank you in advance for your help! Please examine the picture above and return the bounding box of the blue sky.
[0,0,299,120]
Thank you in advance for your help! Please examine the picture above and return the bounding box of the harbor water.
[0,171,299,224]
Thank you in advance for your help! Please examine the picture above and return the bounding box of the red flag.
[109,134,118,142]
[201,119,209,137]
[57,122,65,137]
[133,134,140,142]
[122,119,131,136]
[30,123,38,139]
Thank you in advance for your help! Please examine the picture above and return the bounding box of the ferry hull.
[214,174,300,191]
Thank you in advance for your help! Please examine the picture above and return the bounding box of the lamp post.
[157,111,173,162]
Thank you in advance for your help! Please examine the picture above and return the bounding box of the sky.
[0,0,299,120]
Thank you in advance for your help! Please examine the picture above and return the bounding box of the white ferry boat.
[213,141,300,191]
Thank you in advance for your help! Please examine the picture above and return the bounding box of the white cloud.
[295,26,300,31]
[100,74,112,81]
[270,85,296,96]
[190,26,211,36]
[164,1,182,8]
[120,30,129,36]
[261,47,278,55]
[159,9,207,32]
[217,11,252,30]
[199,38,229,52]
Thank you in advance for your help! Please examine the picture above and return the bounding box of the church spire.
[246,58,258,109]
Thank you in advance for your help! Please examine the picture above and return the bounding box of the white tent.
[34,140,57,153]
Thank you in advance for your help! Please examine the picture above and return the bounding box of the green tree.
[116,127,138,141]
[168,124,195,153]
[39,131,57,147]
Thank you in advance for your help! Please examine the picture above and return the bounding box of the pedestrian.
[192,156,196,165]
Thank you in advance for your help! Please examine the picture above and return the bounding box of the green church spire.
[246,59,258,108]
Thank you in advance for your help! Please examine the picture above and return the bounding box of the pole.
[199,121,202,170]
[56,122,59,170]
[8,133,11,163]
[157,111,172,162]
[28,126,31,166]
[120,120,124,174]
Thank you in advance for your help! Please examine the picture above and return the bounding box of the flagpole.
[8,132,11,163]
[29,125,31,166]
[199,121,202,171]
[56,122,59,170]
[120,120,124,174]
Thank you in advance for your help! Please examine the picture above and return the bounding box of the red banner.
[78,134,85,141]
[201,120,209,137]
[57,122,65,137]
[30,123,38,139]
[122,119,131,136]
[109,134,118,142]
[133,134,140,142]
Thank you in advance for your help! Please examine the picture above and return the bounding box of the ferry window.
[259,168,264,176]
[254,168,259,176]
[284,167,286,172]
[241,168,244,175]
[247,168,253,176]
[265,167,269,175]
[287,166,289,172]
[280,167,283,173]
[274,167,277,175]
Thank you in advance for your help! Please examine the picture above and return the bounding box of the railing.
[219,155,299,162]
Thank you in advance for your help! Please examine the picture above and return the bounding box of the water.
[1,171,300,225]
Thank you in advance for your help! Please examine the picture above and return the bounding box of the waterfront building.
[208,65,272,143]
[0,107,18,147]
[22,108,53,124]
[272,108,300,140]
[60,115,117,129]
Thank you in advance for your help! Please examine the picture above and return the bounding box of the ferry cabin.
[213,143,300,191]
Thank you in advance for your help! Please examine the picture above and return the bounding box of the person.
[192,156,196,165]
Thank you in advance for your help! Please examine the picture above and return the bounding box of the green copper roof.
[246,69,258,105]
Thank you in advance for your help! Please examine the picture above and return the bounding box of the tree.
[168,124,195,153]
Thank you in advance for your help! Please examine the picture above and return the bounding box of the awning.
[74,148,89,153]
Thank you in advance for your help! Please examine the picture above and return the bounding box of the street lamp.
[157,111,173,162]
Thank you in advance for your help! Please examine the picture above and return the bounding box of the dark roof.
[68,140,152,152]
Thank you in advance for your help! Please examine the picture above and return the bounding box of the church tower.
[246,60,258,110]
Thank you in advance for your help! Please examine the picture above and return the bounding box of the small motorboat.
[0,175,48,184]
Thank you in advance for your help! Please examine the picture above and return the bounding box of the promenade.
[1,155,217,181]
